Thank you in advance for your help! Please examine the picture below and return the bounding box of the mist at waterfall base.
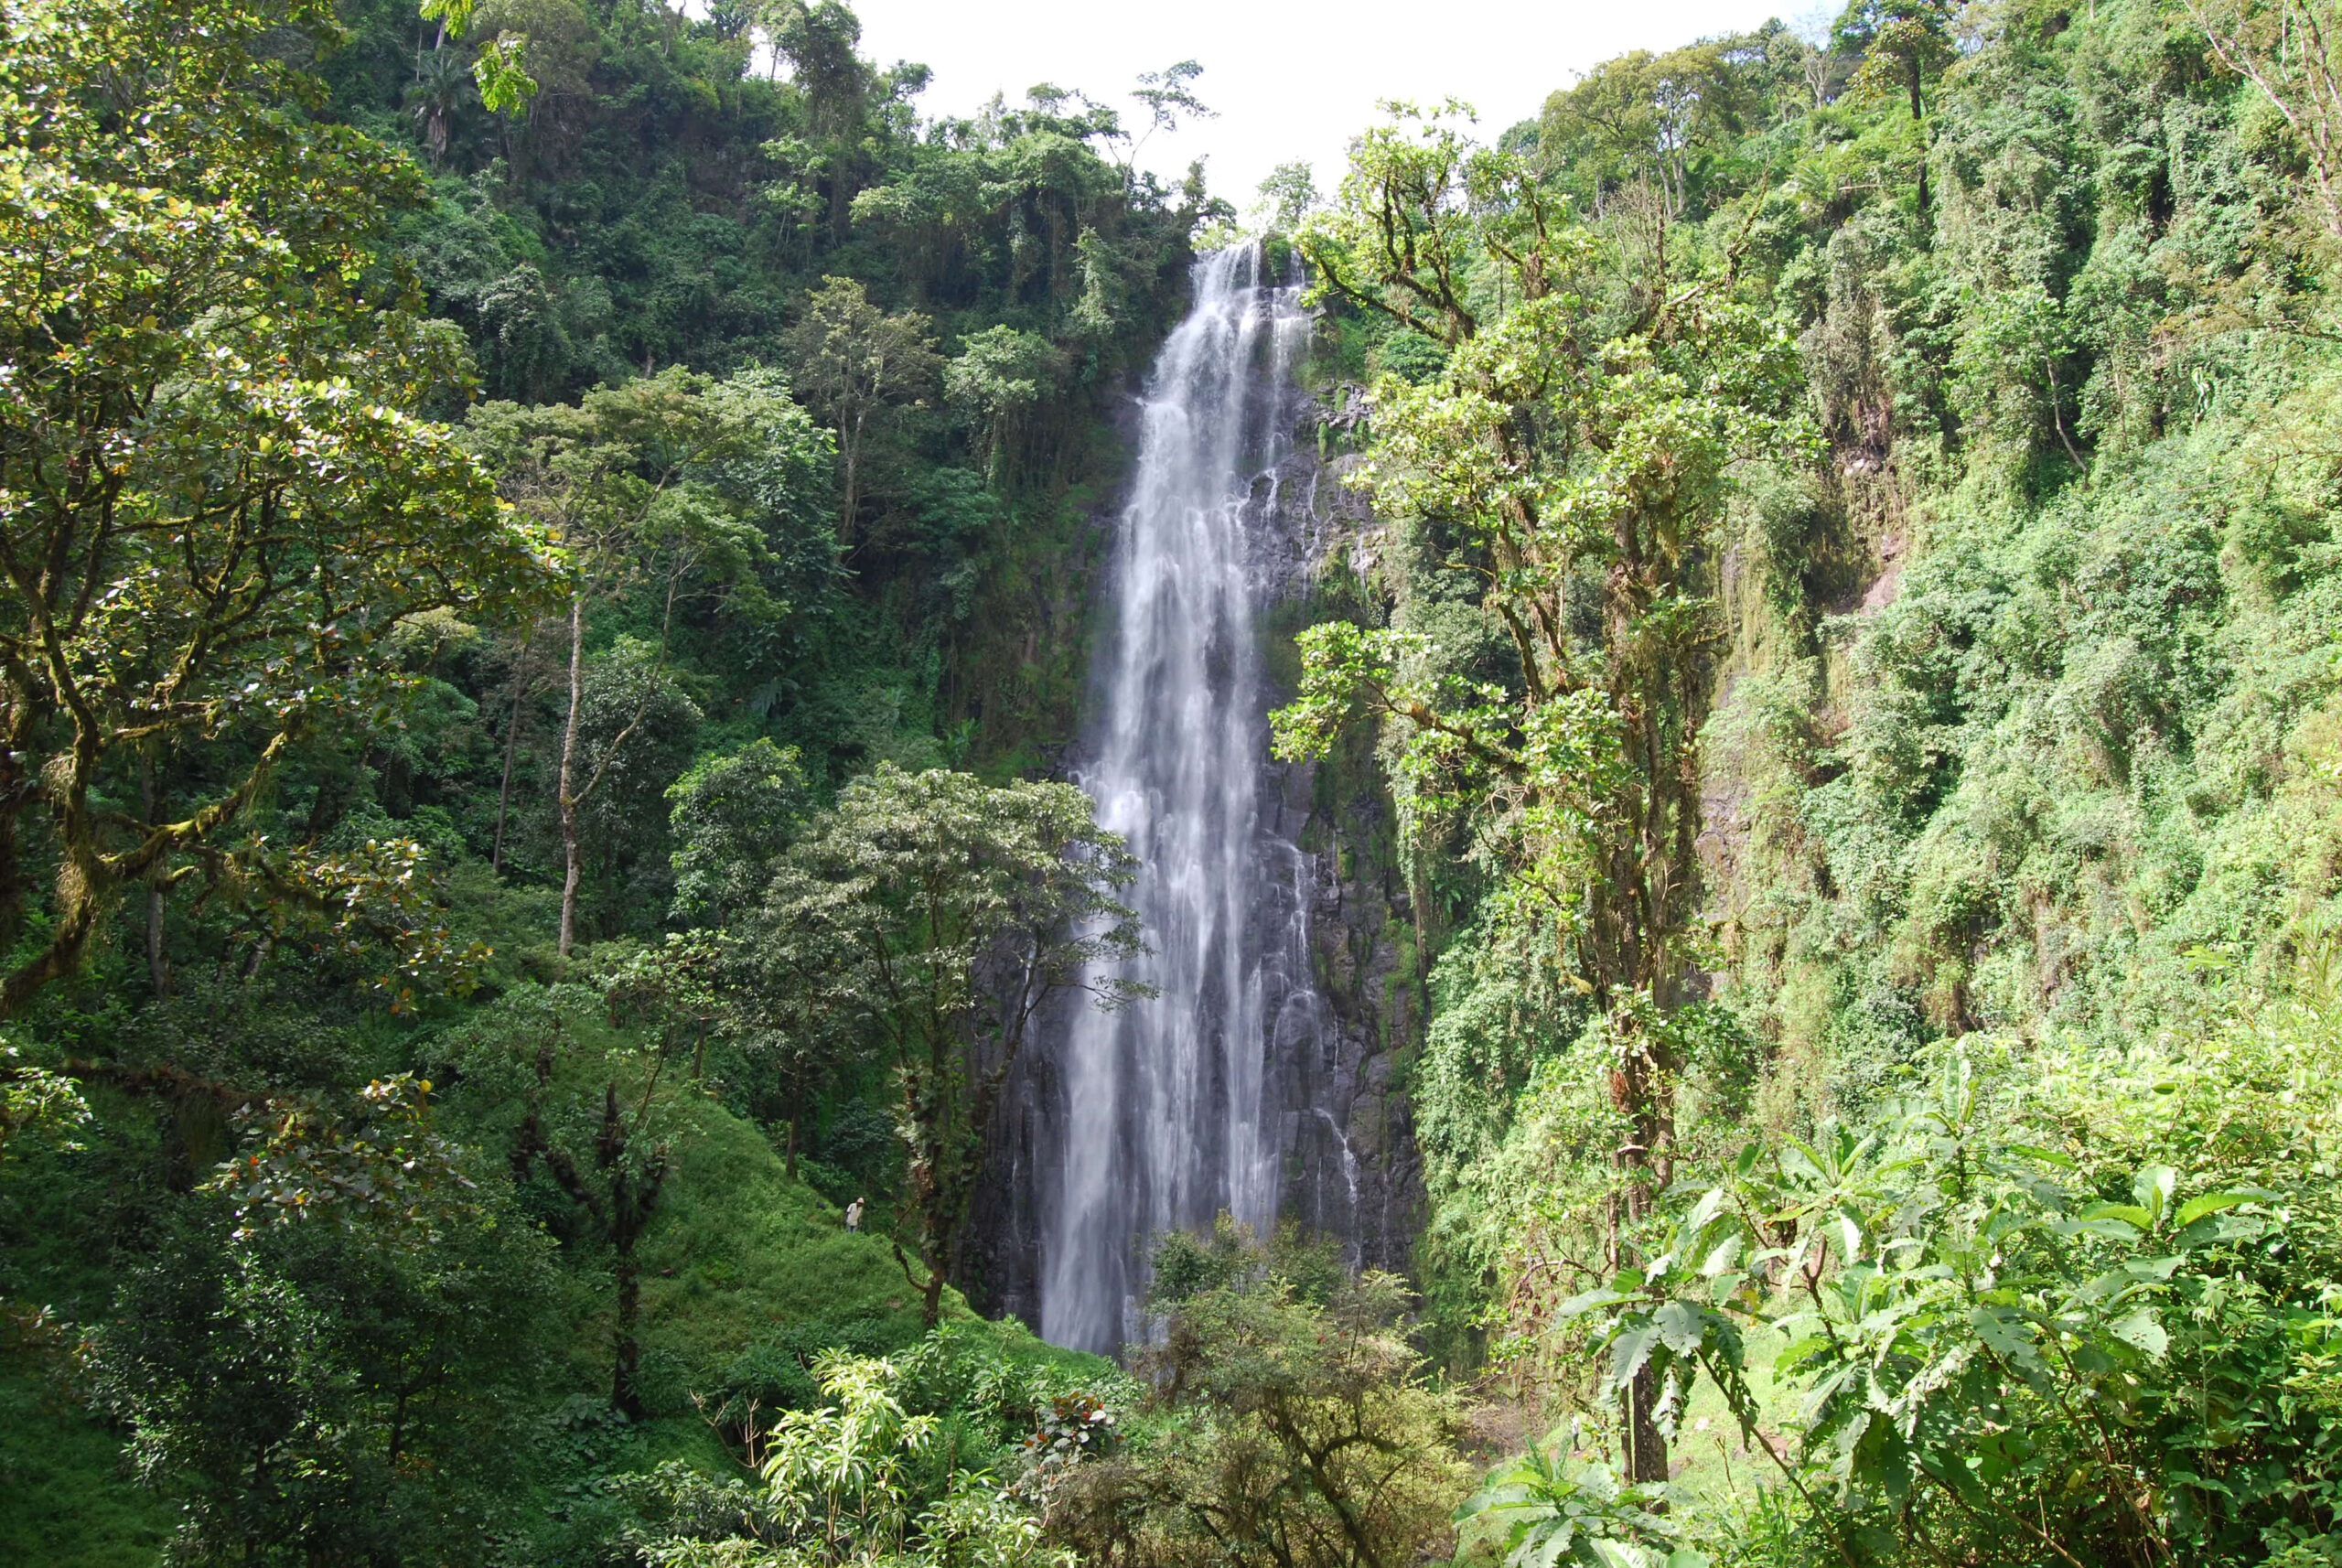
[1033,246,1337,1354]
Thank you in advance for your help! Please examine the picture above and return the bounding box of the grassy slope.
[632,1095,961,1379]
[0,1091,971,1565]
[0,1359,175,1568]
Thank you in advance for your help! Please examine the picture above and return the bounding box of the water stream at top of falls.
[1038,244,1317,1353]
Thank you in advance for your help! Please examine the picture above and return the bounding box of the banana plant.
[761,1352,940,1561]
[1562,1055,2281,1568]
[1456,1424,1704,1568]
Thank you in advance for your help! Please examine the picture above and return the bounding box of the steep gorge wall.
[1258,392,1426,1282]
[965,381,1425,1337]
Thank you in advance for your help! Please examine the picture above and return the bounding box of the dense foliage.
[0,0,1216,1558]
[1273,0,2342,1562]
[12,0,2342,1560]
[1048,1222,1470,1568]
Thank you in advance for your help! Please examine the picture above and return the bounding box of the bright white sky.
[851,0,1801,211]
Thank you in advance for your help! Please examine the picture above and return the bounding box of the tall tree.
[1835,0,1956,210]
[1107,60,1215,192]
[0,0,553,1018]
[513,1044,671,1418]
[756,764,1145,1326]
[1053,1228,1470,1568]
[405,44,471,166]
[943,327,1063,486]
[1537,44,1756,218]
[451,983,691,1420]
[2188,0,2342,238]
[663,737,840,1174]
[1253,160,1322,232]
[1282,105,1799,1482]
[784,277,941,546]
[467,370,763,954]
[666,737,814,931]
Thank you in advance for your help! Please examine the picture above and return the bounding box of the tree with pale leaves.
[755,765,1145,1326]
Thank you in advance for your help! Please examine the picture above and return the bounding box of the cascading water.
[1037,244,1319,1353]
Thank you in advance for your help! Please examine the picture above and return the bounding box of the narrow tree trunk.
[145,889,168,999]
[919,1255,946,1329]
[1910,60,1930,214]
[0,724,27,952]
[1613,1026,1675,1486]
[1623,1368,1669,1487]
[607,1154,668,1417]
[840,416,863,545]
[492,628,532,875]
[612,1233,645,1418]
[139,754,167,998]
[302,774,340,843]
[557,594,585,957]
[388,1389,410,1469]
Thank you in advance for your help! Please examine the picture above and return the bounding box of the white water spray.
[1038,244,1316,1352]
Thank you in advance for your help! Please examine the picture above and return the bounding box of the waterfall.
[1038,243,1317,1353]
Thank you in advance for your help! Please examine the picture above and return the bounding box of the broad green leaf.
[1776,1334,1837,1372]
[1455,1487,1515,1521]
[1970,1305,2036,1361]
[2174,1190,2259,1229]
[1608,1321,1664,1391]
[2110,1306,2168,1358]
[2179,1212,2272,1249]
[2057,1216,2143,1241]
[1685,1187,1727,1233]
[2078,1262,2175,1303]
[2080,1201,2153,1229]
[1654,1299,1706,1356]
[1529,1521,1577,1568]
[1558,1288,1627,1318]
[2004,1142,2078,1169]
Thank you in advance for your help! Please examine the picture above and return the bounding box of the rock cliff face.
[964,379,1424,1340]
[1253,395,1424,1282]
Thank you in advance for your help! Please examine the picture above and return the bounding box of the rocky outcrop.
[1253,392,1423,1280]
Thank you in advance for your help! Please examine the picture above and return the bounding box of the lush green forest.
[6,0,2342,1562]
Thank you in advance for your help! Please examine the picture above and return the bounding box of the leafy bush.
[1572,983,2342,1566]
[1043,1225,1470,1568]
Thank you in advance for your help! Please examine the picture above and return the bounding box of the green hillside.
[9,0,2342,1562]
